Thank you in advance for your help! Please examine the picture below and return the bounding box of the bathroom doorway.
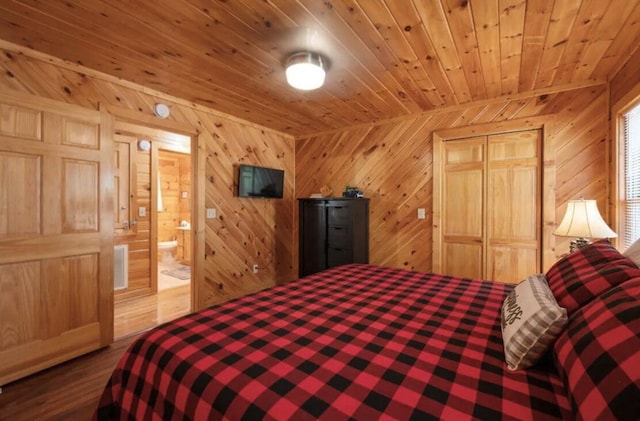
[157,149,192,292]
[112,121,194,339]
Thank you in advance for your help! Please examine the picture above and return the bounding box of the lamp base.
[569,237,590,253]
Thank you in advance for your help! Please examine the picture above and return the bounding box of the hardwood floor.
[114,283,191,339]
[0,284,192,420]
[0,334,137,421]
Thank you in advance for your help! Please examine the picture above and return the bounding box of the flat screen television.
[237,164,284,199]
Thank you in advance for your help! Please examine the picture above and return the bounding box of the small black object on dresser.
[298,198,369,277]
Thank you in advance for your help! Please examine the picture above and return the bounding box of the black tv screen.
[237,164,284,198]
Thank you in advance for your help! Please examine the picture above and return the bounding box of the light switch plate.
[417,208,426,219]
[206,208,217,219]
[138,207,146,217]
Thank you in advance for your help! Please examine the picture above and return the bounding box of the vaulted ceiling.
[1,0,639,136]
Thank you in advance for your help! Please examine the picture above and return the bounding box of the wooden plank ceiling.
[0,0,639,136]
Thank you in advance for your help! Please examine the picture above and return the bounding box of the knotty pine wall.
[0,43,295,310]
[610,44,640,108]
[296,85,610,275]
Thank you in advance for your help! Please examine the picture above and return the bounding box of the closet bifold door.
[440,137,486,279]
[486,130,541,282]
[434,129,541,283]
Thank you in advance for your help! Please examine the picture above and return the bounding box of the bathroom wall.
[158,150,191,264]
[158,150,188,243]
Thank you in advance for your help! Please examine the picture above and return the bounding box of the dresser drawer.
[327,224,350,246]
[327,204,351,225]
[327,247,352,268]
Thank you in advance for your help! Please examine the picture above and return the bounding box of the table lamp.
[554,198,617,253]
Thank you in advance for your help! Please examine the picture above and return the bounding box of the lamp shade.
[285,52,326,90]
[554,199,617,238]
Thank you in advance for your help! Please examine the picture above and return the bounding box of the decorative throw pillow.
[545,239,640,315]
[553,277,640,420]
[501,274,568,371]
[622,237,640,268]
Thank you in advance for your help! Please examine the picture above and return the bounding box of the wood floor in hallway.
[114,283,191,339]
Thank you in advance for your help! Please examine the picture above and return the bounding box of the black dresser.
[298,198,369,277]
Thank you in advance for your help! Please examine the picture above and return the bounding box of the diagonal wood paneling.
[0,1,638,135]
[296,85,609,275]
[0,44,296,310]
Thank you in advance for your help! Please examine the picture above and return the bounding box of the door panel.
[487,130,541,283]
[442,138,484,279]
[0,92,112,386]
[443,242,483,279]
[0,152,41,237]
[487,245,538,283]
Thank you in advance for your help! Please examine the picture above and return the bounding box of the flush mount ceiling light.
[285,52,327,91]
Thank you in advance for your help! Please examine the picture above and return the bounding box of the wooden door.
[440,137,485,279]
[486,130,541,282]
[0,92,113,385]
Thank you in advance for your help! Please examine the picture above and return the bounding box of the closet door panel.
[442,138,484,278]
[443,242,483,279]
[487,245,538,283]
[487,130,541,283]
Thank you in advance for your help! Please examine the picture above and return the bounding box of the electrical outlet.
[417,208,426,219]
[138,207,146,217]
[206,208,217,219]
[253,264,259,274]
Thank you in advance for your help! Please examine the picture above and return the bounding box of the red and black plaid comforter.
[95,264,570,420]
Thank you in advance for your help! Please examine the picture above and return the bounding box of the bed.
[95,241,640,420]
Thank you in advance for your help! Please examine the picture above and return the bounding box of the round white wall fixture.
[138,139,151,151]
[153,103,170,119]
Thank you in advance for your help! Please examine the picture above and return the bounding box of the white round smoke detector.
[153,103,170,119]
[138,139,151,151]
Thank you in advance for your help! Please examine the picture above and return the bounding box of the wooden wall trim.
[433,115,553,141]
[103,104,200,137]
[609,79,640,247]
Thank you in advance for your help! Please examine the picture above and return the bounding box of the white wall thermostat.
[153,103,170,119]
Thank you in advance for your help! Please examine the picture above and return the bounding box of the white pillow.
[622,237,640,268]
[501,274,568,370]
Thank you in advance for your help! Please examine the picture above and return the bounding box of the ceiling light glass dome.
[285,52,326,90]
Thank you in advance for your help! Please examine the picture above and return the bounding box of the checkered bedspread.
[95,264,570,420]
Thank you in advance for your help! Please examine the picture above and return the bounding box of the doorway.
[112,121,194,339]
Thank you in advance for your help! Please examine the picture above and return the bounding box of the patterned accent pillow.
[553,277,640,421]
[501,274,568,371]
[545,239,640,315]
